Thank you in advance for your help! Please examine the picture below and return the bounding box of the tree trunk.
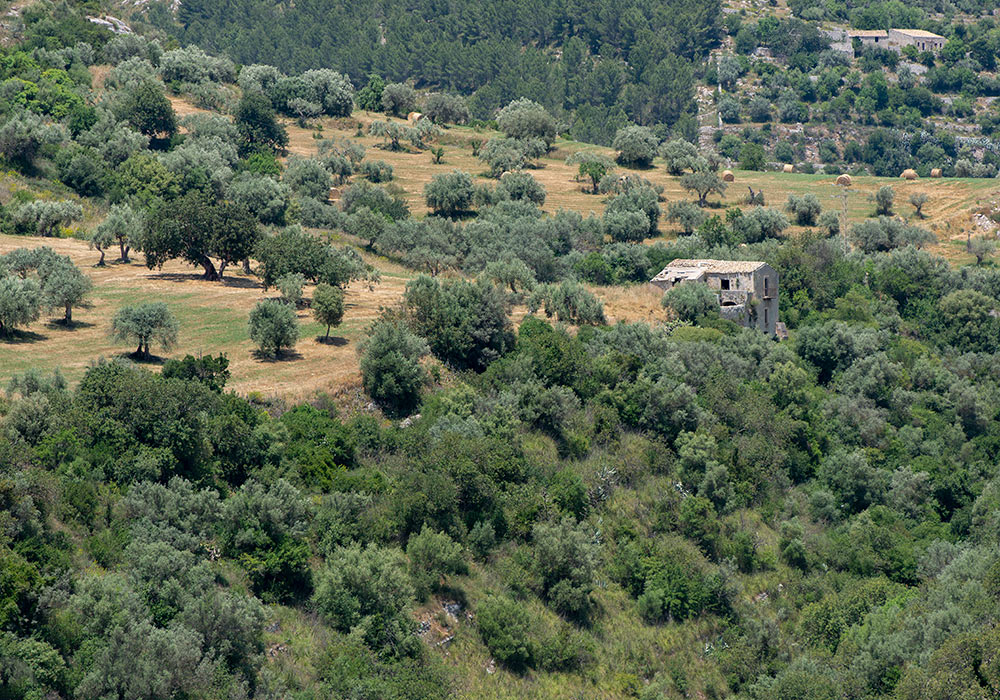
[201,258,220,281]
[325,324,331,341]
[242,259,252,274]
[137,342,144,357]
[98,249,105,266]
[218,260,227,279]
[64,304,72,323]
[120,243,130,263]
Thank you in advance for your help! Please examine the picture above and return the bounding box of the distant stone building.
[887,28,946,52]
[651,259,779,335]
[848,29,889,49]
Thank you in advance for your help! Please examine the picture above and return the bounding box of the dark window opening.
[764,308,769,326]
[720,279,730,290]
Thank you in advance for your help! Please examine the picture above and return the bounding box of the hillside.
[5,3,1000,700]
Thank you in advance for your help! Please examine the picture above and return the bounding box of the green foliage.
[662,283,718,322]
[613,125,659,167]
[528,281,606,325]
[161,353,231,391]
[113,80,177,137]
[424,170,475,216]
[248,298,299,357]
[312,282,345,340]
[667,200,706,234]
[234,91,288,155]
[360,319,429,416]
[381,82,417,117]
[680,170,726,207]
[497,98,557,148]
[404,275,514,371]
[785,193,822,226]
[850,217,935,253]
[874,185,895,216]
[110,302,178,358]
[313,543,416,654]
[477,595,532,670]
[406,525,467,600]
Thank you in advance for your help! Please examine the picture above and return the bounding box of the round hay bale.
[406,111,424,125]
[900,169,918,180]
[328,187,340,201]
[722,169,735,182]
[835,174,852,186]
[930,168,942,178]
[782,164,794,173]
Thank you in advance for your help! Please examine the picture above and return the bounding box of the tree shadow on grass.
[44,319,96,331]
[150,272,263,289]
[116,351,167,365]
[0,329,48,344]
[251,349,305,362]
[315,335,348,347]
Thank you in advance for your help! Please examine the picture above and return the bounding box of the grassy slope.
[1,94,996,395]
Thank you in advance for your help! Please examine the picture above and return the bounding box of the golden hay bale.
[835,174,852,186]
[328,187,340,201]
[900,169,918,180]
[930,168,942,178]
[782,164,794,173]
[722,169,735,182]
[406,111,423,124]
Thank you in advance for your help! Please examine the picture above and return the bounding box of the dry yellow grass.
[0,234,415,399]
[3,93,995,399]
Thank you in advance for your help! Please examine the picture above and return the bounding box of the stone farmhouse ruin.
[826,28,946,56]
[651,259,779,335]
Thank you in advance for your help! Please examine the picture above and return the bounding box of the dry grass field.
[1,94,997,399]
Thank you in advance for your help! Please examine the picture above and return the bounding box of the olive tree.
[110,302,179,358]
[312,283,345,341]
[424,93,469,124]
[380,82,417,117]
[851,217,935,253]
[910,192,928,218]
[785,194,822,226]
[0,275,41,336]
[662,283,718,321]
[660,139,700,175]
[92,203,145,264]
[360,319,428,417]
[0,111,64,172]
[667,200,707,234]
[248,299,299,357]
[496,98,557,148]
[40,258,92,324]
[113,80,177,138]
[680,170,727,207]
[283,157,331,200]
[14,200,83,237]
[368,120,417,151]
[424,170,475,216]
[613,125,659,167]
[566,152,614,194]
[874,185,895,216]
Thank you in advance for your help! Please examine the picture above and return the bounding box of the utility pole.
[831,186,858,254]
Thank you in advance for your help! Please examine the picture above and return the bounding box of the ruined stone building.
[887,28,945,52]
[651,259,779,335]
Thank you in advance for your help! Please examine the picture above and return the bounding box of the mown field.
[1,95,997,398]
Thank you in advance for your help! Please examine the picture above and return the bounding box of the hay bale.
[782,164,794,173]
[722,169,735,182]
[835,174,852,186]
[406,111,424,125]
[900,169,918,180]
[930,168,942,178]
[328,187,341,201]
